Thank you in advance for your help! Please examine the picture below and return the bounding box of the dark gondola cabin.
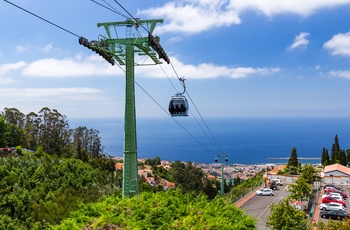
[169,93,189,116]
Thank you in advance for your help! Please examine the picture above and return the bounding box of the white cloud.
[15,45,28,53]
[168,36,182,43]
[324,32,350,56]
[21,55,121,77]
[138,0,350,34]
[39,43,55,53]
[138,1,241,34]
[229,0,350,17]
[288,32,310,50]
[136,57,280,79]
[0,61,26,76]
[330,70,350,79]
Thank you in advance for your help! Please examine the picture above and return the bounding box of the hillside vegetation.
[0,107,258,229]
[52,189,256,230]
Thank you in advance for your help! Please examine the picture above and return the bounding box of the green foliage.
[52,189,256,230]
[229,171,264,201]
[266,199,308,230]
[321,147,330,166]
[288,177,312,201]
[0,155,120,229]
[287,147,299,174]
[287,164,318,201]
[144,156,161,166]
[0,107,105,158]
[300,164,321,184]
[312,218,350,229]
[169,161,206,193]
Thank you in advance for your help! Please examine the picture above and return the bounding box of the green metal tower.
[79,18,169,198]
[215,153,228,195]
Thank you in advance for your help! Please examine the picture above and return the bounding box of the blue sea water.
[69,117,350,165]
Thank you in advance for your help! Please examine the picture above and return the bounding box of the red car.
[322,196,346,207]
[325,187,348,199]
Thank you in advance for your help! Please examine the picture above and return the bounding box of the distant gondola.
[169,93,189,116]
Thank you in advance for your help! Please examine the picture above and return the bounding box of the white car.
[256,188,274,196]
[322,193,344,201]
[319,202,344,211]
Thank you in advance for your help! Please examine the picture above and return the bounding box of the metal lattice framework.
[80,18,169,198]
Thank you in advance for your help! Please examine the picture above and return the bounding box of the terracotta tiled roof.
[270,165,286,174]
[115,163,123,170]
[324,163,350,175]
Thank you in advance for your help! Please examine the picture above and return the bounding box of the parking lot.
[318,185,350,224]
[240,184,289,230]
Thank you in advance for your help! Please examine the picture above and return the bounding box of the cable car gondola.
[169,93,189,116]
[168,77,189,117]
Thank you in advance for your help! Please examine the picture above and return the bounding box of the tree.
[321,147,330,166]
[267,199,308,230]
[169,161,206,194]
[287,147,299,175]
[347,149,350,167]
[331,134,340,164]
[288,177,312,201]
[300,164,321,185]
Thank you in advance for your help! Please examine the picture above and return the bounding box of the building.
[322,163,350,184]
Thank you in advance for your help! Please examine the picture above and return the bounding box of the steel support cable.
[185,90,225,154]
[113,0,151,33]
[170,62,226,154]
[90,0,129,18]
[115,65,215,155]
[188,109,220,158]
[159,64,178,93]
[3,0,80,38]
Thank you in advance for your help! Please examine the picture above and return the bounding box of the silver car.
[256,188,274,196]
[319,202,344,211]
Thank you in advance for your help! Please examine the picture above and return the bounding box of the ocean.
[69,117,350,165]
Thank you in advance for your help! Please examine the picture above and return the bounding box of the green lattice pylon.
[94,18,168,198]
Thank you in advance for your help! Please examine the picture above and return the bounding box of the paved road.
[240,185,289,230]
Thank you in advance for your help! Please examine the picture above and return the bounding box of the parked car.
[322,193,344,200]
[326,189,347,199]
[320,210,350,221]
[272,179,283,186]
[319,202,344,211]
[256,188,274,196]
[322,196,346,207]
[324,184,343,191]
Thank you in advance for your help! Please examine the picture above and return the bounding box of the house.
[270,165,286,175]
[323,163,350,177]
[322,163,350,184]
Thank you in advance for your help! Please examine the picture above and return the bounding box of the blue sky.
[1,0,350,119]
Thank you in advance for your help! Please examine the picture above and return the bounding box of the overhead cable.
[3,0,80,38]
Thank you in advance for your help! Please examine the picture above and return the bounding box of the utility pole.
[215,153,228,195]
[79,18,169,198]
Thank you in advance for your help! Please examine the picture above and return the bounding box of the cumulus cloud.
[324,32,350,56]
[228,0,350,17]
[21,55,120,77]
[330,70,350,79]
[138,0,241,34]
[136,57,280,79]
[288,32,310,50]
[0,61,26,76]
[138,0,350,34]
[0,54,280,80]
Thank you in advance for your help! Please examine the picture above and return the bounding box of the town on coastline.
[112,156,316,187]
